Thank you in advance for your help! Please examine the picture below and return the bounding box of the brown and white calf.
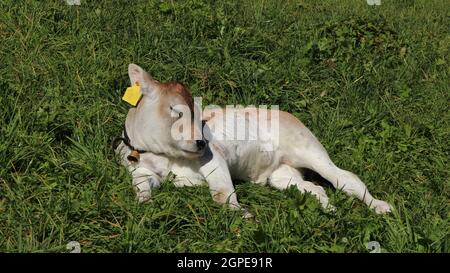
[115,64,392,216]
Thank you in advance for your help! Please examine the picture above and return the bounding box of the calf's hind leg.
[289,144,392,214]
[269,164,334,210]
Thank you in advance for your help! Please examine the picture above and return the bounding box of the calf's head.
[127,64,205,158]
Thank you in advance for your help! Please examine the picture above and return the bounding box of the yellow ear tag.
[122,83,142,106]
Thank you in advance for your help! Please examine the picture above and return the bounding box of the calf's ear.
[128,63,158,96]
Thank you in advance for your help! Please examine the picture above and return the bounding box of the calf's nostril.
[196,140,206,149]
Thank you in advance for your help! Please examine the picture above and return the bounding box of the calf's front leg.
[130,166,161,203]
[199,144,253,218]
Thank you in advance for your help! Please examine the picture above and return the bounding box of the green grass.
[0,0,448,253]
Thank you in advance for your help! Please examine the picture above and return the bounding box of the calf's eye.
[169,106,183,119]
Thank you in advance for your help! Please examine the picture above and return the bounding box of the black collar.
[112,123,147,154]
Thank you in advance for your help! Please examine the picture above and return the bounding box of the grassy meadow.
[0,0,448,252]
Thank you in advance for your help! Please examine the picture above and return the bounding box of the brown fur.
[160,81,194,114]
